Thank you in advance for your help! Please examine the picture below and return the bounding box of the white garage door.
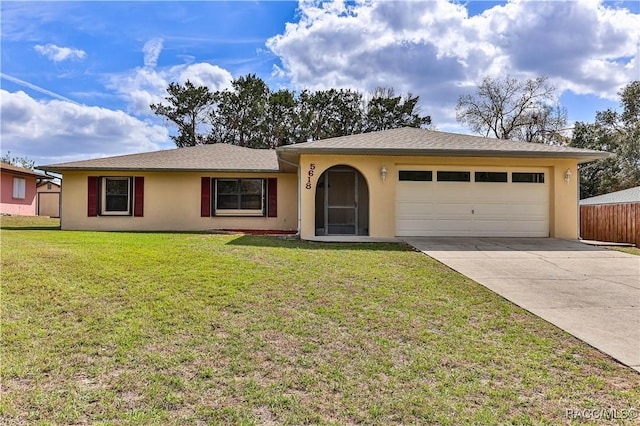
[396,169,549,237]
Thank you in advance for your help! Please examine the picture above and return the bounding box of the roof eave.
[38,166,283,173]
[1,168,48,178]
[277,147,611,162]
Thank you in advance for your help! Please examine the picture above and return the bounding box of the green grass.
[2,216,639,425]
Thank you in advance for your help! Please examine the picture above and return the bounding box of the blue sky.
[1,1,639,166]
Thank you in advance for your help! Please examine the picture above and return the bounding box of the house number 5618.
[305,163,316,189]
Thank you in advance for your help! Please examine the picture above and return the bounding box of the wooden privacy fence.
[580,203,640,247]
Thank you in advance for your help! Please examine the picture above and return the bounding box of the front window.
[215,179,264,216]
[12,177,26,199]
[101,177,131,215]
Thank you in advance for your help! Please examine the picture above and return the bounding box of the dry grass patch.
[607,246,640,256]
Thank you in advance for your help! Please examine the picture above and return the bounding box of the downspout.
[278,157,302,236]
[35,170,60,219]
[36,169,62,223]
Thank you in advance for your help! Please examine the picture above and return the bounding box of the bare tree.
[456,76,567,143]
[1,151,35,170]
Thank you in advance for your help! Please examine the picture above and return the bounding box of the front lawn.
[2,217,639,424]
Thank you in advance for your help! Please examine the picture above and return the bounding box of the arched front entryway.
[315,165,369,236]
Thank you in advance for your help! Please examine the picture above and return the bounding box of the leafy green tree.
[364,87,431,132]
[210,74,270,148]
[150,80,215,147]
[152,74,434,148]
[295,88,363,141]
[456,75,567,143]
[570,81,640,198]
[263,89,297,148]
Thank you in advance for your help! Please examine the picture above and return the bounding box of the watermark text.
[566,408,638,421]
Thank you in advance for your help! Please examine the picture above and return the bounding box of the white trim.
[214,209,264,217]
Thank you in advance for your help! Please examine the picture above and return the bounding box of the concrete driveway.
[403,237,640,373]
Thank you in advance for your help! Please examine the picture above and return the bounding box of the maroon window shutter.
[134,176,144,217]
[201,177,211,217]
[87,176,99,217]
[267,178,277,218]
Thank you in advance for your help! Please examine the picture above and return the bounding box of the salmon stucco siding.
[1,166,44,216]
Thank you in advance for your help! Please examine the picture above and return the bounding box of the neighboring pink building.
[1,163,47,216]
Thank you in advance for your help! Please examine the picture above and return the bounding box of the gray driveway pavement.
[402,237,640,373]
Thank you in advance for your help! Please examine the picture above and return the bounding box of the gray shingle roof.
[580,186,640,205]
[277,127,610,163]
[39,144,280,172]
[39,128,611,173]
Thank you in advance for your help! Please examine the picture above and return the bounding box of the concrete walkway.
[402,237,640,373]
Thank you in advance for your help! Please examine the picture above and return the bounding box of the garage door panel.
[508,185,547,200]
[509,204,547,217]
[396,183,432,201]
[473,219,511,231]
[473,203,511,216]
[431,184,472,202]
[508,220,548,236]
[396,202,435,217]
[473,184,510,203]
[433,202,473,216]
[433,220,474,233]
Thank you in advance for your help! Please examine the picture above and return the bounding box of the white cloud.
[143,38,164,68]
[267,0,640,128]
[474,0,639,98]
[109,62,233,116]
[0,90,169,166]
[34,43,86,62]
[177,63,233,89]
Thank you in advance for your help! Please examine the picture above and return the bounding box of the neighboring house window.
[215,178,264,216]
[12,177,26,199]
[87,176,144,217]
[47,183,52,190]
